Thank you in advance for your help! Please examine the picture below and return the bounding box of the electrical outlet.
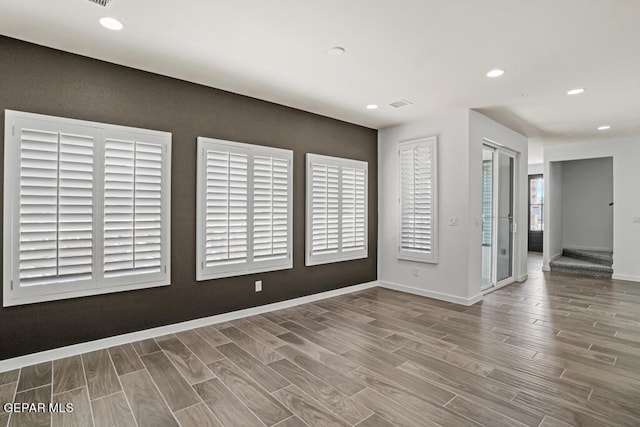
[255,280,262,292]
[448,216,458,226]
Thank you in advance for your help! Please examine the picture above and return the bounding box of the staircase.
[549,248,613,278]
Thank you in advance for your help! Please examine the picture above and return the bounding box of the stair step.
[550,256,613,278]
[562,248,613,266]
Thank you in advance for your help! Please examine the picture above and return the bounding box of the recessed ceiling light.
[328,47,346,56]
[597,125,611,131]
[486,69,505,78]
[99,17,123,31]
[366,104,378,110]
[567,88,585,95]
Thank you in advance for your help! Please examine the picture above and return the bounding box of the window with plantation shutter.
[103,138,165,278]
[19,129,94,288]
[309,162,340,256]
[3,110,171,307]
[397,136,438,263]
[306,154,368,266]
[196,137,292,280]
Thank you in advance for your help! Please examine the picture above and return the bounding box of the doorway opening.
[546,157,614,278]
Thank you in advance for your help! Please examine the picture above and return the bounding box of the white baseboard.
[612,274,640,283]
[517,274,528,282]
[378,280,483,306]
[0,281,378,372]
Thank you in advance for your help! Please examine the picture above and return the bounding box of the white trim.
[482,137,519,155]
[612,274,640,283]
[517,273,528,282]
[378,280,482,306]
[0,281,378,371]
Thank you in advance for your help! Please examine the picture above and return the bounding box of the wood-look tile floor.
[2,253,640,426]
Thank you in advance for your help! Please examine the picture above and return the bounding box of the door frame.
[481,139,519,293]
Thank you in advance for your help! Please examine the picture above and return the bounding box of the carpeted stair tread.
[562,248,613,266]
[550,256,613,278]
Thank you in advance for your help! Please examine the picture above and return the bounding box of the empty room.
[1,1,639,426]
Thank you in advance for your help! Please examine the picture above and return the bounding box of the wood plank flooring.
[1,253,639,426]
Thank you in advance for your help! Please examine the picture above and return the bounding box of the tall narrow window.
[196,137,293,280]
[398,136,438,263]
[306,154,368,266]
[3,110,171,306]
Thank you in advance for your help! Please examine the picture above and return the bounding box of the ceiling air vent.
[389,99,413,108]
[88,0,112,6]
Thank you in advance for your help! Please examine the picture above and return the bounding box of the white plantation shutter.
[58,133,95,281]
[18,129,94,287]
[104,139,135,275]
[133,142,164,272]
[104,138,165,278]
[310,163,339,255]
[253,155,289,261]
[398,136,438,263]
[197,138,292,280]
[204,150,248,267]
[4,110,171,307]
[341,166,366,252]
[306,154,368,266]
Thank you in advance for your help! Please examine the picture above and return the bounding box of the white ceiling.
[1,0,639,145]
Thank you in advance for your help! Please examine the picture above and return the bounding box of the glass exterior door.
[482,144,516,290]
[496,152,514,282]
[481,147,494,289]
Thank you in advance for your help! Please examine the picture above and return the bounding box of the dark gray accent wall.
[0,36,377,360]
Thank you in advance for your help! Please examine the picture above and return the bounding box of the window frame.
[196,137,293,281]
[3,110,172,307]
[305,153,368,266]
[397,136,439,264]
[528,174,544,232]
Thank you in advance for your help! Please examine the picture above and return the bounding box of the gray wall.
[0,36,378,360]
[561,157,613,251]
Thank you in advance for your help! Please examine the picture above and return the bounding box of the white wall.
[378,110,473,304]
[378,110,528,305]
[561,158,613,251]
[544,161,563,269]
[528,163,543,175]
[544,137,640,281]
[528,139,544,164]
